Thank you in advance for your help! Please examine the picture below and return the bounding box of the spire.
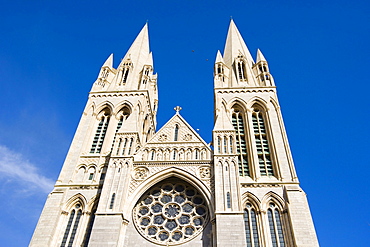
[256,49,267,63]
[102,53,113,67]
[120,23,150,74]
[215,50,224,64]
[223,20,254,67]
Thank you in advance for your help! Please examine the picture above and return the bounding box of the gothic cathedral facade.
[30,21,319,246]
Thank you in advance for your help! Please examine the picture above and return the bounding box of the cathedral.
[30,20,319,246]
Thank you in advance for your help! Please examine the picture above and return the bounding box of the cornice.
[241,181,300,188]
[134,161,212,166]
[215,87,276,94]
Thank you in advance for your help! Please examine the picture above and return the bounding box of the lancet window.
[174,125,179,141]
[122,138,128,155]
[244,203,260,247]
[268,203,285,247]
[229,135,234,153]
[224,137,227,154]
[141,66,151,84]
[226,192,231,208]
[90,108,111,154]
[128,138,134,155]
[215,63,225,82]
[109,193,116,209]
[232,106,250,176]
[118,60,132,86]
[112,106,131,150]
[237,59,247,81]
[252,106,274,176]
[61,204,83,247]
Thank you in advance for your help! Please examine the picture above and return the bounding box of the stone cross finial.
[174,106,182,113]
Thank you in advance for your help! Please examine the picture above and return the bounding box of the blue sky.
[0,1,369,246]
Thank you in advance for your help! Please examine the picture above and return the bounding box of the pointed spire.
[256,49,267,63]
[215,50,225,64]
[223,20,254,67]
[120,23,150,72]
[102,53,113,68]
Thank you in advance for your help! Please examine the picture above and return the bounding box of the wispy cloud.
[0,145,54,193]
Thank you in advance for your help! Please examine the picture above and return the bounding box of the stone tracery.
[133,178,209,245]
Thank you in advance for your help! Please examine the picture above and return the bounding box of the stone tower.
[30,21,318,247]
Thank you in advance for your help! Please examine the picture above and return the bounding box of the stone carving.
[133,167,149,180]
[199,167,211,179]
[158,134,168,141]
[183,134,192,141]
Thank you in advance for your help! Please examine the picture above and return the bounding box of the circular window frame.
[133,179,209,246]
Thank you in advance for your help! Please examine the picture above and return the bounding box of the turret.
[91,54,114,91]
[253,49,275,86]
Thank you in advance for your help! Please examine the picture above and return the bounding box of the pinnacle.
[256,49,267,63]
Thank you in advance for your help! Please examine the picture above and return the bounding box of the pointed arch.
[262,192,287,247]
[90,106,112,154]
[228,97,248,112]
[127,167,214,218]
[94,102,114,116]
[63,193,88,212]
[242,192,262,247]
[246,96,269,111]
[241,191,261,208]
[261,191,285,211]
[231,102,250,177]
[114,101,133,116]
[60,194,87,247]
[251,102,274,177]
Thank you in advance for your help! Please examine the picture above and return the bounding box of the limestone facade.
[30,21,319,247]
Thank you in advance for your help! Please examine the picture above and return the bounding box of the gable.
[135,113,212,162]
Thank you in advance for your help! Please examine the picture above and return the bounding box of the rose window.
[133,179,209,245]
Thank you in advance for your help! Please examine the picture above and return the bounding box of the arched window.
[237,60,247,81]
[122,138,128,155]
[172,149,177,160]
[174,125,179,141]
[116,138,122,155]
[151,150,156,160]
[109,193,116,209]
[87,167,95,181]
[116,106,131,132]
[90,108,111,154]
[244,203,260,247]
[224,136,228,154]
[128,138,134,155]
[252,107,273,176]
[226,192,231,208]
[217,136,221,154]
[195,149,199,160]
[229,135,233,154]
[61,204,83,247]
[120,61,132,86]
[232,107,250,176]
[268,203,285,247]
